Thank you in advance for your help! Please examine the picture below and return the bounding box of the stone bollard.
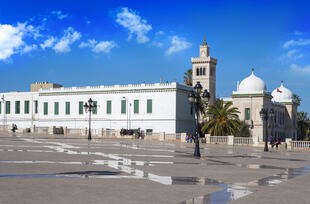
[98,128,104,137]
[227,135,234,145]
[181,133,187,142]
[31,125,36,133]
[48,126,54,135]
[205,134,211,144]
[252,136,260,147]
[159,132,165,141]
[285,138,292,150]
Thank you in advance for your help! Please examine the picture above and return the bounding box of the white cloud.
[40,37,56,49]
[116,7,152,43]
[21,44,37,54]
[156,31,164,35]
[92,41,117,53]
[25,24,42,39]
[290,64,310,74]
[165,35,191,55]
[0,23,35,61]
[51,10,68,20]
[279,49,304,62]
[283,38,310,49]
[86,20,91,24]
[151,41,163,48]
[53,27,81,53]
[79,39,117,53]
[79,39,97,48]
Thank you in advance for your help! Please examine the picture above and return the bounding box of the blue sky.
[1,0,310,112]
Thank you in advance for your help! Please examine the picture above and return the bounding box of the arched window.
[203,68,206,75]
[196,68,199,76]
[200,67,203,76]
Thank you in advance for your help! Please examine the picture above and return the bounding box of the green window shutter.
[134,100,139,114]
[147,99,152,114]
[107,101,112,114]
[44,102,48,115]
[35,101,38,114]
[6,101,10,114]
[79,101,83,114]
[54,102,59,115]
[15,101,20,114]
[121,100,126,114]
[92,101,97,114]
[66,102,70,115]
[24,101,29,114]
[245,108,250,120]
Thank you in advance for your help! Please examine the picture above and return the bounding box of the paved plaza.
[0,133,310,204]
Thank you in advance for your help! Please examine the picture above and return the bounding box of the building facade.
[191,38,298,141]
[1,82,195,134]
[225,70,298,141]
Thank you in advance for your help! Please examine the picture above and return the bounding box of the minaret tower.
[191,37,218,105]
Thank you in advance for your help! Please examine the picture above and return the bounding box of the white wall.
[0,82,194,133]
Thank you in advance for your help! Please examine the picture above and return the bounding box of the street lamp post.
[84,98,97,141]
[188,82,210,158]
[259,108,275,152]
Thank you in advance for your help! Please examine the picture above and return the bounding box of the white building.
[0,82,195,134]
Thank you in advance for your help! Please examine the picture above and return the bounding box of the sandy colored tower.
[191,37,217,105]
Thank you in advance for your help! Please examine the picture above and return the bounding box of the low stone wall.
[8,125,187,142]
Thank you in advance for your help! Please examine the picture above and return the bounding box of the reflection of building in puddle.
[227,185,252,200]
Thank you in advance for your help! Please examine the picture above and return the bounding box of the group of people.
[269,136,281,149]
[186,134,195,143]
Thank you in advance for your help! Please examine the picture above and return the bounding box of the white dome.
[238,70,266,93]
[272,81,293,102]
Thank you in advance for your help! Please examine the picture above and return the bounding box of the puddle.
[178,165,310,204]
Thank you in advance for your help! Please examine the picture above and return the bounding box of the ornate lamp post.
[84,98,97,141]
[259,108,275,152]
[188,82,210,157]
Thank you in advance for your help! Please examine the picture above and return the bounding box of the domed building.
[227,70,298,142]
[191,39,298,142]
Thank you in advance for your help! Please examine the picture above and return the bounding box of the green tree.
[297,111,310,140]
[202,99,241,136]
[234,120,251,137]
[293,94,302,105]
[183,68,192,86]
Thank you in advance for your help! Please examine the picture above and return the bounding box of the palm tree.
[202,99,241,136]
[297,111,310,140]
[293,94,301,105]
[183,68,192,86]
[234,121,251,137]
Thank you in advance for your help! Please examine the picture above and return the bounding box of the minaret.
[191,37,218,105]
